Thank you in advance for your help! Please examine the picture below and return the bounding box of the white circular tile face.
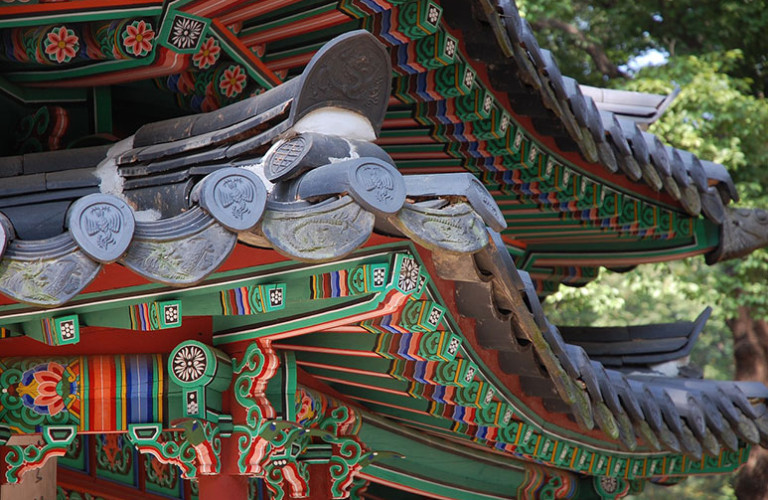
[197,168,267,232]
[172,344,208,383]
[68,194,135,263]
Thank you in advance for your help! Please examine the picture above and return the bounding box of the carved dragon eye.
[756,209,768,223]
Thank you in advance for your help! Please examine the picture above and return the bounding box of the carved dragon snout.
[706,207,768,264]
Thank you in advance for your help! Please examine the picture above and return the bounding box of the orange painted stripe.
[296,360,392,378]
[30,49,186,88]
[376,136,439,145]
[240,10,348,46]
[266,51,315,72]
[383,118,421,128]
[394,166,466,174]
[274,344,381,358]
[313,374,404,395]
[217,0,304,24]
[390,151,452,160]
[89,355,116,432]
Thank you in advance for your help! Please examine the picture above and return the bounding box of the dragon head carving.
[706,207,768,264]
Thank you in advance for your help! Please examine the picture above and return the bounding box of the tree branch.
[530,17,627,79]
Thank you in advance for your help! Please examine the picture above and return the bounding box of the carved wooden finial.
[707,207,768,264]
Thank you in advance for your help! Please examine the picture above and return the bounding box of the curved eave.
[0,0,746,295]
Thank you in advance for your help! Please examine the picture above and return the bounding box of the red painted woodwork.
[0,317,214,357]
[198,471,250,499]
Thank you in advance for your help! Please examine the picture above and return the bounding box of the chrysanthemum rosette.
[43,25,80,64]
[217,64,247,100]
[122,20,155,58]
[193,36,221,70]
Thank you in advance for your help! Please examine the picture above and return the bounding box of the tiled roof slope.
[436,236,768,457]
[0,28,765,468]
[442,0,734,222]
[579,84,680,128]
[0,0,768,296]
[558,307,710,368]
[0,0,758,301]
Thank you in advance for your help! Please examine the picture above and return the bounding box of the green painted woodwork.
[225,341,384,498]
[231,340,282,475]
[126,421,222,479]
[0,75,87,104]
[358,414,528,500]
[260,425,312,499]
[57,486,108,500]
[0,238,748,496]
[4,424,76,484]
[373,330,461,363]
[399,299,445,333]
[22,314,79,346]
[167,340,232,423]
[267,246,751,484]
[396,0,442,41]
[91,86,112,134]
[394,61,476,104]
[265,351,297,422]
[212,294,381,343]
[216,251,426,344]
[95,433,137,486]
[58,434,87,472]
[83,300,181,331]
[0,249,396,333]
[0,6,163,30]
[229,341,332,498]
[262,39,326,65]
[412,30,457,70]
[9,56,153,83]
[281,332,388,358]
[58,428,195,499]
[294,387,380,498]
[144,446,185,498]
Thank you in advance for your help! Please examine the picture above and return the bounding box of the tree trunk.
[730,305,768,499]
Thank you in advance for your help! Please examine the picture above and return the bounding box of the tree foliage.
[522,2,768,499]
[624,52,768,320]
[518,0,768,96]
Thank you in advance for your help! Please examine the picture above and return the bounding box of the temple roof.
[0,1,766,498]
[0,0,754,298]
[558,307,710,368]
[579,84,680,128]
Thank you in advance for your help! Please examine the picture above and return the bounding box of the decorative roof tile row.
[0,24,765,466]
[436,237,768,458]
[579,85,679,127]
[442,0,737,221]
[0,30,504,304]
[559,307,711,367]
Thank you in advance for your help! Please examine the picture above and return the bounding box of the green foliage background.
[517,1,768,498]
